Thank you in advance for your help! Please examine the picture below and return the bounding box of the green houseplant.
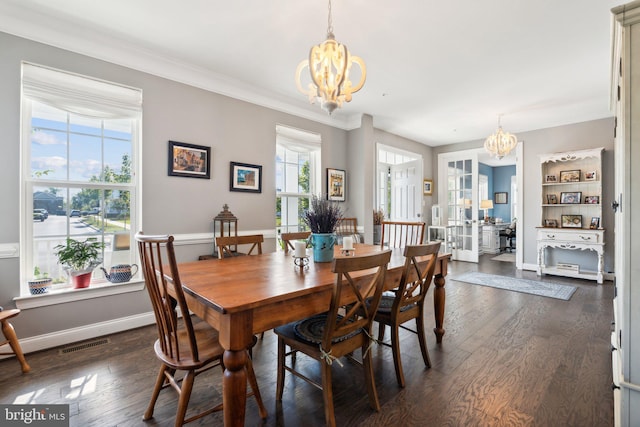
[302,195,343,262]
[54,238,105,289]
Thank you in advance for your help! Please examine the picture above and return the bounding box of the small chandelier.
[484,116,518,160]
[295,0,366,114]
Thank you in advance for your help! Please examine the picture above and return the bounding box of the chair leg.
[175,370,195,427]
[246,355,268,419]
[320,359,336,427]
[390,323,405,388]
[416,315,431,369]
[362,342,381,412]
[377,323,386,342]
[1,319,30,373]
[143,364,168,421]
[276,338,286,400]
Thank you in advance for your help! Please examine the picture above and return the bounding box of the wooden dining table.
[167,243,451,427]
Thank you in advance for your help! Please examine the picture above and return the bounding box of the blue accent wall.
[493,165,516,222]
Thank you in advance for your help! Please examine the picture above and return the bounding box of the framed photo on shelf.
[229,161,262,193]
[561,214,583,228]
[494,192,508,204]
[423,179,433,196]
[546,194,558,204]
[584,171,597,181]
[559,170,581,183]
[168,141,211,179]
[584,195,600,204]
[544,219,558,228]
[560,191,582,204]
[545,174,557,183]
[327,168,346,201]
[590,217,600,229]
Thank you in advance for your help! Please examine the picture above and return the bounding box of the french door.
[389,159,422,221]
[438,151,480,262]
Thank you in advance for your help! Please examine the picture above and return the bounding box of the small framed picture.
[590,217,600,229]
[168,141,211,179]
[546,194,558,204]
[561,214,583,228]
[230,161,262,193]
[560,191,582,204]
[544,219,558,228]
[584,171,597,181]
[584,195,600,204]
[494,192,508,204]
[423,179,433,196]
[327,168,346,201]
[560,170,581,183]
[545,174,557,183]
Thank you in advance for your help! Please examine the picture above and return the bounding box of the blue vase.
[310,233,336,263]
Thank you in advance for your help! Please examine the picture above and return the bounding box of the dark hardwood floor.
[0,254,614,426]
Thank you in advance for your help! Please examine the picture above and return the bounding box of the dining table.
[167,243,451,427]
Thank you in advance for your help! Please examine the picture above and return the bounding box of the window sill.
[14,278,145,309]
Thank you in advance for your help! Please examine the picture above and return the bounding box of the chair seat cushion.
[284,314,361,344]
[376,294,416,314]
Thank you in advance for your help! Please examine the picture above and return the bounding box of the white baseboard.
[4,311,156,357]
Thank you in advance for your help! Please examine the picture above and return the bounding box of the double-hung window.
[275,125,321,243]
[20,63,142,297]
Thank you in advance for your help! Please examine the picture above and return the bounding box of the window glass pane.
[31,128,68,180]
[285,164,299,193]
[32,102,67,131]
[69,133,101,182]
[69,113,102,136]
[275,162,284,192]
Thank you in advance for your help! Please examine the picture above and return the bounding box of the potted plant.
[54,237,105,289]
[302,195,343,262]
[28,266,52,295]
[373,209,384,245]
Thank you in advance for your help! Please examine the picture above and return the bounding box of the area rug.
[491,253,515,262]
[452,272,577,300]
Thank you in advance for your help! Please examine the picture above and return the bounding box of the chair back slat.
[136,232,199,362]
[215,234,264,258]
[380,221,425,248]
[281,231,311,253]
[323,250,391,349]
[335,217,358,236]
[393,243,441,314]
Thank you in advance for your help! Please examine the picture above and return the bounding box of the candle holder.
[341,248,355,256]
[293,255,309,272]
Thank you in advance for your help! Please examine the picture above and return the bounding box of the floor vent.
[59,337,111,354]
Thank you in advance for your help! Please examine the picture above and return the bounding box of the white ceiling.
[0,0,621,150]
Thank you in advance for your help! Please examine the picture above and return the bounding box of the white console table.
[536,228,604,284]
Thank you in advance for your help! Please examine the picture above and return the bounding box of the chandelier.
[295,0,366,114]
[484,116,518,159]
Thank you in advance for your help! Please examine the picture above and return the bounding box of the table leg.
[433,273,446,343]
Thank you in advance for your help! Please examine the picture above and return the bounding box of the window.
[275,125,321,245]
[20,63,142,297]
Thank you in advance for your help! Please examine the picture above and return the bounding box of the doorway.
[376,144,423,222]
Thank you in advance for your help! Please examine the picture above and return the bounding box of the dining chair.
[380,221,425,248]
[275,250,392,427]
[281,231,311,254]
[135,232,267,426]
[375,242,441,387]
[215,234,263,259]
[335,217,360,244]
[0,307,31,373]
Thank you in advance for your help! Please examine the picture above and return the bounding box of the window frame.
[18,64,143,304]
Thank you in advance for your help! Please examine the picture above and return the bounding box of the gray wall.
[0,31,352,341]
[433,118,615,271]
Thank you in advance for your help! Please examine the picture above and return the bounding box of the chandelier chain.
[327,0,333,35]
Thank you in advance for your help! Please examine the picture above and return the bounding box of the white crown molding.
[0,2,363,132]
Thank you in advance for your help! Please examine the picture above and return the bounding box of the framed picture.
[584,195,600,204]
[229,161,262,193]
[494,192,508,204]
[168,141,211,179]
[561,214,583,228]
[545,174,557,183]
[546,194,558,204]
[560,170,581,183]
[584,171,597,181]
[544,219,558,228]
[423,179,433,196]
[560,191,582,204]
[327,168,346,201]
[590,217,600,229]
